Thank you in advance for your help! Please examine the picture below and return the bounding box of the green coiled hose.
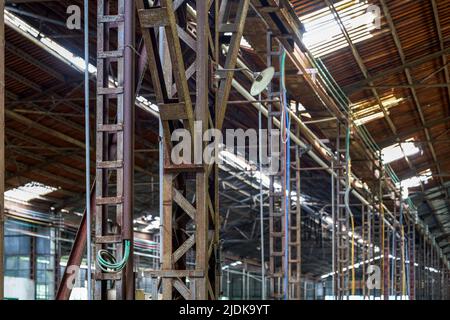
[96,240,131,273]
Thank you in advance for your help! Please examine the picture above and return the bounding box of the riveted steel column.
[123,0,135,300]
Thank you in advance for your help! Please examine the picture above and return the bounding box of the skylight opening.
[381,138,420,164]
[300,0,378,57]
[289,101,312,118]
[4,10,96,74]
[4,9,159,116]
[5,182,58,203]
[352,95,404,126]
[398,169,433,199]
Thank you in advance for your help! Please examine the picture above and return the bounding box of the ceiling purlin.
[378,0,450,245]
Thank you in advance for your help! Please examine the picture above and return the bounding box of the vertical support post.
[379,166,386,300]
[409,219,416,300]
[158,118,164,267]
[331,160,335,299]
[83,0,92,301]
[258,97,266,300]
[419,234,424,299]
[30,231,36,297]
[53,212,62,297]
[137,0,221,300]
[213,0,221,300]
[361,205,366,299]
[334,122,350,300]
[383,221,390,300]
[95,0,134,300]
[242,269,245,300]
[136,0,248,300]
[424,235,428,298]
[158,25,166,288]
[123,0,135,300]
[288,102,301,300]
[227,268,230,299]
[0,0,4,301]
[195,0,209,300]
[157,27,166,300]
[266,31,286,300]
[161,173,172,300]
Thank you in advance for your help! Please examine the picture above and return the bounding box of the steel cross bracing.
[136,0,250,300]
[266,31,287,300]
[95,0,135,300]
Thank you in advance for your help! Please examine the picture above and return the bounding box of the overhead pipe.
[230,76,399,232]
[231,48,427,236]
[83,0,92,301]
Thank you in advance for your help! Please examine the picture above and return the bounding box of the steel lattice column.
[409,217,416,300]
[266,31,287,300]
[288,103,302,300]
[95,0,135,300]
[333,122,351,300]
[136,0,249,300]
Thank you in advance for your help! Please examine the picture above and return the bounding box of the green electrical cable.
[313,54,411,201]
[96,240,131,273]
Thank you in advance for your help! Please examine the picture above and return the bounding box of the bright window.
[300,0,379,57]
[352,95,404,126]
[381,139,420,164]
[5,182,57,203]
[398,169,432,198]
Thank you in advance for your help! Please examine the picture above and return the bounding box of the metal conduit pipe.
[234,55,400,229]
[233,56,444,248]
[239,48,450,266]
[230,78,398,232]
[83,0,92,301]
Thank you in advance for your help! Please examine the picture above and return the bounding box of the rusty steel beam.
[5,109,86,149]
[360,83,450,90]
[195,0,209,299]
[215,0,250,130]
[56,184,95,300]
[342,47,450,94]
[378,116,450,149]
[325,0,396,136]
[380,0,450,255]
